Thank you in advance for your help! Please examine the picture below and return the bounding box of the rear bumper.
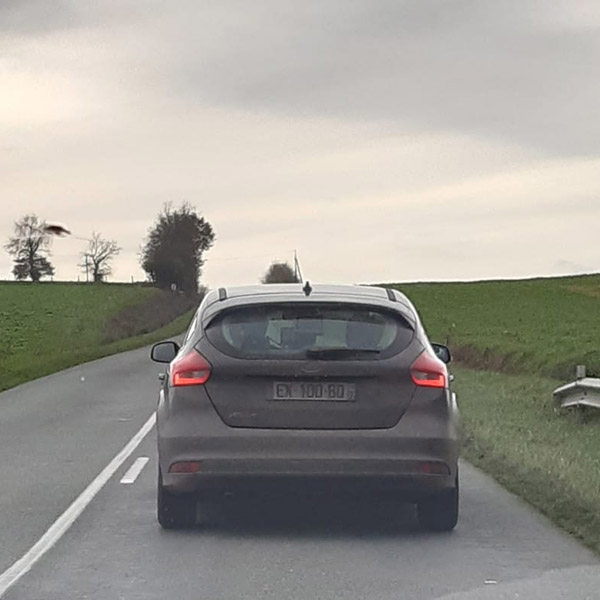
[159,428,458,497]
[158,398,459,499]
[161,457,456,499]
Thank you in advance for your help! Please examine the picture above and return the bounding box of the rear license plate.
[272,382,356,402]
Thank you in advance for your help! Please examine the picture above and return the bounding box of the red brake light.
[418,461,450,475]
[410,351,447,389]
[171,350,211,386]
[169,461,202,473]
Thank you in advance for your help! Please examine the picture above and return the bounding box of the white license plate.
[272,382,356,401]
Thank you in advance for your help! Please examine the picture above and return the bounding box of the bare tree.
[80,233,121,282]
[5,214,55,281]
[261,261,299,284]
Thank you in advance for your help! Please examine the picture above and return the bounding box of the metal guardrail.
[553,366,600,410]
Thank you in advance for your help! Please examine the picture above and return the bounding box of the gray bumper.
[157,388,459,497]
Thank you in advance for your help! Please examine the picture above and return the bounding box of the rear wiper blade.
[305,347,381,359]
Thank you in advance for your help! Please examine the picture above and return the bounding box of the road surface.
[1,345,599,599]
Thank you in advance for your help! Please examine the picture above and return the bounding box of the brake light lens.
[169,461,202,473]
[171,350,211,386]
[410,351,448,388]
[418,461,450,475]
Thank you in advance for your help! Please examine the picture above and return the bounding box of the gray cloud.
[163,0,600,155]
[0,0,160,36]
[0,0,83,34]
[2,0,600,285]
[3,1,599,155]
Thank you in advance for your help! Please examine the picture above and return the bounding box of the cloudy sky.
[2,0,600,287]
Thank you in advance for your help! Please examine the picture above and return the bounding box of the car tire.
[417,474,459,532]
[157,469,197,529]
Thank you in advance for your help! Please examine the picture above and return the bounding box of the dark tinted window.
[205,303,414,359]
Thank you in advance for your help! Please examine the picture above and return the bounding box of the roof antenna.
[303,280,312,297]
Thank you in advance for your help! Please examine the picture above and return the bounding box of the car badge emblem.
[300,363,322,374]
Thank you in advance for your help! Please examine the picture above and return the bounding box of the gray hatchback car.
[150,283,459,530]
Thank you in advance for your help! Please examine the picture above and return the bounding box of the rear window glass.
[205,304,414,359]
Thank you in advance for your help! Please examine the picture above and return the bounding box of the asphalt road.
[1,345,599,599]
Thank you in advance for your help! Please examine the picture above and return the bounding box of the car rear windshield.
[204,303,414,359]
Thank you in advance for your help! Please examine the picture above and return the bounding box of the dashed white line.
[0,412,156,598]
[120,456,150,484]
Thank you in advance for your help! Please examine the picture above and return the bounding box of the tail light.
[418,461,450,475]
[171,350,211,386]
[410,351,447,389]
[169,461,202,473]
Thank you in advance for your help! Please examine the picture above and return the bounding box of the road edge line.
[0,412,156,598]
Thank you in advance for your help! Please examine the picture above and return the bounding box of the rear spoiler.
[200,293,418,330]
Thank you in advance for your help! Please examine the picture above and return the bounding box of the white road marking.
[0,412,156,598]
[120,456,150,484]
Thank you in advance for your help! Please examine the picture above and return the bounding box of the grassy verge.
[0,282,194,393]
[2,308,193,392]
[454,366,600,553]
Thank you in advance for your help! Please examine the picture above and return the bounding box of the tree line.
[4,202,300,290]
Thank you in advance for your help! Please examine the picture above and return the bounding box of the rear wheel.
[417,475,459,532]
[157,469,197,529]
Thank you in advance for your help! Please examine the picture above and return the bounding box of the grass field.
[385,275,600,553]
[390,274,600,379]
[0,282,194,392]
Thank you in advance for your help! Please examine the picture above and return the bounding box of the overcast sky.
[2,0,600,287]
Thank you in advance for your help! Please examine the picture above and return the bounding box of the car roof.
[198,283,418,328]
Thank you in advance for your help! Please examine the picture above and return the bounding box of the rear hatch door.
[200,302,422,429]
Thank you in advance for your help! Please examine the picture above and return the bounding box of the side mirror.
[150,341,180,363]
[431,343,452,364]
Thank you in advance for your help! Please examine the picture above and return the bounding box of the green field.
[0,282,194,392]
[390,274,600,379]
[386,275,600,552]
